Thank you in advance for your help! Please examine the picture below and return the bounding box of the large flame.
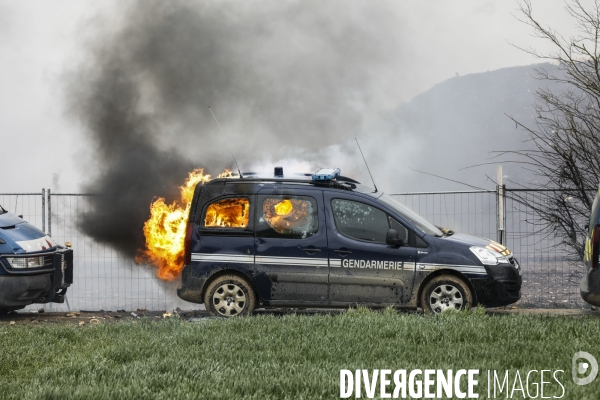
[137,168,234,280]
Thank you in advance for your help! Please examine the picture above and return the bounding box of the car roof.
[204,176,378,195]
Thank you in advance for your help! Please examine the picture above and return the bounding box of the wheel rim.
[212,283,247,317]
[429,284,463,313]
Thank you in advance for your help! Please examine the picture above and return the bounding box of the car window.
[256,195,318,239]
[389,216,409,244]
[204,197,250,228]
[331,199,391,243]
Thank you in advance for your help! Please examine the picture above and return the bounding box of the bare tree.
[500,0,600,259]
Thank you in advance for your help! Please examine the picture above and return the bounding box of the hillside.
[371,63,567,192]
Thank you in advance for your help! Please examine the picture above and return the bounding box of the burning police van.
[0,205,73,313]
[177,168,521,316]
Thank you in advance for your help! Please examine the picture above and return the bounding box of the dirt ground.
[0,306,599,326]
[0,308,207,326]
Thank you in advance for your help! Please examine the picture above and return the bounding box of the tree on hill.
[503,0,600,259]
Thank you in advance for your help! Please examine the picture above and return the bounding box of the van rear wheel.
[204,275,256,317]
[420,275,473,314]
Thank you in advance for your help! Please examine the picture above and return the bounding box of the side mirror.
[386,229,404,247]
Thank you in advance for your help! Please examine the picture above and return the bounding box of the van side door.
[324,192,417,305]
[253,188,329,304]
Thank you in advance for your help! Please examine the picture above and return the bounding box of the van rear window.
[204,198,250,228]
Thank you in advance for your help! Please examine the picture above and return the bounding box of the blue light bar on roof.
[312,168,340,181]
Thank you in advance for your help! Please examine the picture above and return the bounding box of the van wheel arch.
[202,269,259,304]
[417,270,477,308]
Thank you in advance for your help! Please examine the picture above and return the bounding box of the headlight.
[5,256,45,269]
[469,246,510,266]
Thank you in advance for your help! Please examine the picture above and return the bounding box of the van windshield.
[378,194,443,237]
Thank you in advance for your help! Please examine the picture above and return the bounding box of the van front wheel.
[204,275,256,317]
[420,275,473,314]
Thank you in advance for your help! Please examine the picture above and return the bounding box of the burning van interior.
[204,198,250,228]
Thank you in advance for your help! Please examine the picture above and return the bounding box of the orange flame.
[263,198,311,234]
[274,199,293,215]
[137,168,235,280]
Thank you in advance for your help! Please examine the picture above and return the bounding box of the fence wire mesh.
[504,189,585,308]
[0,188,589,310]
[0,192,45,232]
[48,194,191,312]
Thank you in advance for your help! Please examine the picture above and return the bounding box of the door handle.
[302,247,321,254]
[333,249,352,256]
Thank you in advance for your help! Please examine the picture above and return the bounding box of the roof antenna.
[231,152,243,178]
[355,138,378,193]
[209,106,243,178]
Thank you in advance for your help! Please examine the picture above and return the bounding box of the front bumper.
[0,248,74,308]
[471,261,522,307]
[580,267,600,306]
[0,274,53,307]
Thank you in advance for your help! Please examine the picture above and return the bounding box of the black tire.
[0,306,24,316]
[420,275,473,314]
[204,274,256,317]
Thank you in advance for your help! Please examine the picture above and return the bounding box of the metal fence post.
[48,189,51,237]
[496,166,506,245]
[41,188,46,233]
[501,184,506,245]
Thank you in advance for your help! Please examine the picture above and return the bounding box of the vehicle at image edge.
[582,185,600,306]
[0,205,73,313]
[177,168,522,316]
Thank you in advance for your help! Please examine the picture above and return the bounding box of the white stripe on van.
[256,256,329,268]
[417,263,487,275]
[191,253,254,264]
[191,253,329,267]
[190,254,488,275]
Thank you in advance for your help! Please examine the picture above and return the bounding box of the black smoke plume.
[68,0,402,257]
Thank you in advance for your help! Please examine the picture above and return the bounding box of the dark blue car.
[582,186,600,306]
[177,170,521,316]
[0,205,73,313]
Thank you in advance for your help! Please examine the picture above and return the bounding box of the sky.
[0,0,581,193]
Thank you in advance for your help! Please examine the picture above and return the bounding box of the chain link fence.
[0,187,589,310]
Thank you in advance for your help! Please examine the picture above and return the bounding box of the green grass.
[0,309,599,399]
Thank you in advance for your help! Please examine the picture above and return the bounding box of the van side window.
[332,199,410,244]
[332,199,388,243]
[256,195,318,239]
[204,198,250,228]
